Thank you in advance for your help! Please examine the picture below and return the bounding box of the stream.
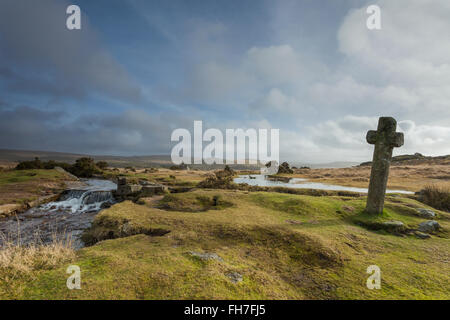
[233,175,414,194]
[0,179,117,248]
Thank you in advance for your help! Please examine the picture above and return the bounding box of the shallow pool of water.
[233,175,414,194]
[82,179,117,191]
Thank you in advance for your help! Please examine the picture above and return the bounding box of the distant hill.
[0,149,260,170]
[290,161,360,169]
[3,148,408,170]
[0,149,172,168]
[359,153,450,166]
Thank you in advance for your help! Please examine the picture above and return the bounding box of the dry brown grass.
[0,227,75,290]
[0,239,74,273]
[105,167,207,187]
[0,169,69,206]
[291,164,450,192]
[419,184,450,212]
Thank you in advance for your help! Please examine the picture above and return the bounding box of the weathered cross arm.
[366,130,378,145]
[390,132,404,148]
[366,130,404,147]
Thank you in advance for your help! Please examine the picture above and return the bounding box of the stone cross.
[365,117,404,215]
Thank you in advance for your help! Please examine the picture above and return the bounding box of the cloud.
[0,106,194,155]
[126,0,450,162]
[278,116,450,162]
[160,42,327,115]
[337,0,450,122]
[1,1,449,163]
[250,88,299,113]
[0,0,142,104]
[244,45,304,86]
[180,61,253,105]
[398,120,450,154]
[169,1,450,122]
[278,116,377,162]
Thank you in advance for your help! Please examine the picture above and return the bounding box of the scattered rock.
[197,167,234,188]
[379,220,407,234]
[115,184,142,197]
[418,221,441,233]
[114,177,167,201]
[416,208,436,219]
[382,220,404,228]
[222,165,234,176]
[414,231,431,239]
[26,194,59,209]
[189,251,224,262]
[277,162,293,174]
[3,203,23,215]
[226,272,243,284]
[140,185,167,197]
[0,204,22,217]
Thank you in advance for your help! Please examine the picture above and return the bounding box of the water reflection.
[233,175,413,194]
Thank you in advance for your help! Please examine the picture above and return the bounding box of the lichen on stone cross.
[365,117,404,215]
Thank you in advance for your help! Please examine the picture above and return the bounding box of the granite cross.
[365,117,404,215]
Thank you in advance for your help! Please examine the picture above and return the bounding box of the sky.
[0,0,449,163]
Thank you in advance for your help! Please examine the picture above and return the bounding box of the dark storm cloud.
[0,106,193,155]
[0,0,142,103]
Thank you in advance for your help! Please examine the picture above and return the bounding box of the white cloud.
[398,120,450,156]
[244,45,304,86]
[172,0,450,162]
[277,116,450,163]
[337,0,450,122]
[250,88,300,112]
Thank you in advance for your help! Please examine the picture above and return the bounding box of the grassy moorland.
[1,188,448,299]
[104,168,207,187]
[0,162,448,300]
[0,169,73,211]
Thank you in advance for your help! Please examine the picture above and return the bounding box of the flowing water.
[0,179,117,248]
[45,179,116,214]
[233,175,414,194]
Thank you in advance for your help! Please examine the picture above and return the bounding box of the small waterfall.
[0,179,117,248]
[83,191,113,205]
[59,190,86,201]
[40,190,114,214]
[38,179,117,214]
